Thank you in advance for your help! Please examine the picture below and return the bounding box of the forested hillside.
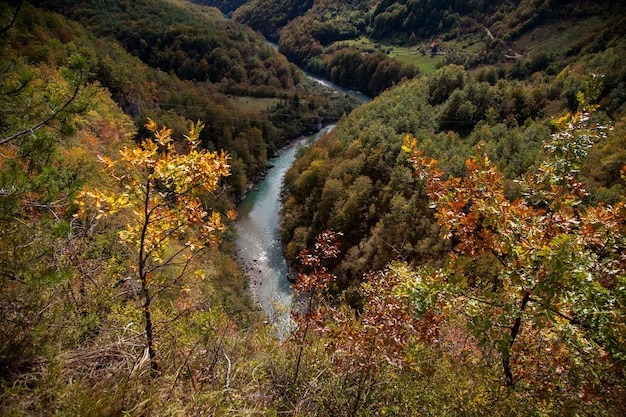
[23,0,362,196]
[281,62,626,287]
[228,0,624,96]
[2,0,626,415]
[233,0,314,40]
[189,0,248,15]
[276,0,626,413]
[0,1,357,414]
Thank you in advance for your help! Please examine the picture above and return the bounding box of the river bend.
[235,75,369,330]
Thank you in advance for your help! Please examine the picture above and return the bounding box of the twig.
[0,69,83,146]
[223,350,232,390]
[0,4,21,36]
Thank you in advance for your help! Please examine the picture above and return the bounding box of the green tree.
[0,53,89,146]
[76,119,232,370]
[0,47,119,373]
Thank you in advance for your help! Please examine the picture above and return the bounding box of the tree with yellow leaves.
[76,119,233,370]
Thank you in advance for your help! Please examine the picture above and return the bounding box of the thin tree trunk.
[503,291,531,387]
[293,294,313,384]
[144,288,158,371]
[293,323,308,384]
[350,368,369,417]
[0,4,20,36]
[139,180,158,371]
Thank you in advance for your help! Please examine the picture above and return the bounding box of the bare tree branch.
[0,3,20,36]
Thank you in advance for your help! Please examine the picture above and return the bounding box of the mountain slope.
[189,0,248,15]
[281,57,626,287]
[226,0,624,95]
[28,0,362,195]
[2,1,626,415]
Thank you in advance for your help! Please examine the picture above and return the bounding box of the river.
[235,125,335,332]
[235,74,369,332]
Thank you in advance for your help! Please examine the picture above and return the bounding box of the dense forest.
[20,0,362,197]
[189,0,248,15]
[281,64,626,287]
[277,0,626,413]
[227,0,625,96]
[2,0,626,415]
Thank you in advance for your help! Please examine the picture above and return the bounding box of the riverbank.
[234,126,335,331]
[234,67,370,329]
[235,125,322,204]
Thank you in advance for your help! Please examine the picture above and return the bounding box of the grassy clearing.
[392,52,444,74]
[336,35,486,75]
[228,96,282,113]
[340,36,443,74]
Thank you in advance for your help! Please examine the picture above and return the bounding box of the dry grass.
[62,335,148,379]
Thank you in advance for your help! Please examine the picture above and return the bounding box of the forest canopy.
[278,62,626,413]
[228,0,624,96]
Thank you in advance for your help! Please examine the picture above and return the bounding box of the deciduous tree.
[76,119,232,370]
[404,97,626,396]
[290,229,342,384]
